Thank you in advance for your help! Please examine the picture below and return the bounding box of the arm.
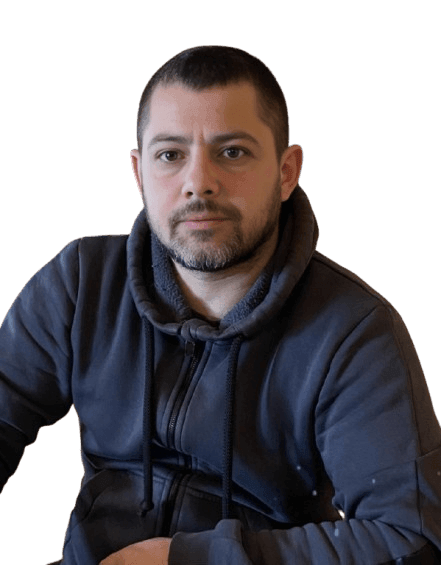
[169,305,441,564]
[0,240,79,491]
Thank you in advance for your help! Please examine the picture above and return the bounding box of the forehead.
[144,81,271,143]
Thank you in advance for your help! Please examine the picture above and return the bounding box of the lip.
[184,216,227,222]
[183,218,228,229]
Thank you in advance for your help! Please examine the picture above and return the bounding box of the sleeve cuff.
[169,520,250,565]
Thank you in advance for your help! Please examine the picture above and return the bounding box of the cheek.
[229,171,261,197]
[156,202,171,225]
[263,160,278,176]
[231,171,270,205]
[229,196,248,213]
[142,191,168,226]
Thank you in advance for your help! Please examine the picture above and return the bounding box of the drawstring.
[139,318,154,517]
[138,319,244,522]
[222,334,244,520]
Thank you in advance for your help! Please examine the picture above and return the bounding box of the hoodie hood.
[127,185,319,341]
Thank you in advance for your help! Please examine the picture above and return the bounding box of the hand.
[99,537,171,565]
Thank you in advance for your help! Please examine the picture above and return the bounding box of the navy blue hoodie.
[1,187,440,564]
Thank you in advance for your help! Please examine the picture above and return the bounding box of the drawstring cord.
[138,318,244,523]
[222,334,244,520]
[139,318,154,517]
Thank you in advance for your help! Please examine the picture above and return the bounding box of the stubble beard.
[143,177,282,273]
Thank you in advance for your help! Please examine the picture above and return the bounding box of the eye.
[158,150,181,162]
[222,147,248,160]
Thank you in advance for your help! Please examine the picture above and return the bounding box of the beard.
[143,177,282,273]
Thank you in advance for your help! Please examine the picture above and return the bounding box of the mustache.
[169,199,242,226]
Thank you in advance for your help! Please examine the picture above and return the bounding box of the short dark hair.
[136,46,289,163]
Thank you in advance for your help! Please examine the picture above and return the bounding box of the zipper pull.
[185,340,195,356]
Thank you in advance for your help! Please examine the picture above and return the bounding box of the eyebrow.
[147,130,262,150]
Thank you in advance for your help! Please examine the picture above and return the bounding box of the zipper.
[161,471,182,536]
[167,340,202,448]
[161,470,191,536]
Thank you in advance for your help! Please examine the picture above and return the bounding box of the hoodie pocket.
[170,475,297,537]
[61,469,165,565]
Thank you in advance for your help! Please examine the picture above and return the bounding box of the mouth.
[184,218,228,229]
[184,215,228,222]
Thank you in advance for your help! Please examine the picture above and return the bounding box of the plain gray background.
[1,1,440,562]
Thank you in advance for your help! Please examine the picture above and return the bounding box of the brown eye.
[224,147,248,161]
[227,147,239,159]
[159,151,180,162]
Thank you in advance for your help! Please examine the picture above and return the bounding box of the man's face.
[132,81,294,272]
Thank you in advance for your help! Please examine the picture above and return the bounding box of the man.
[1,46,440,565]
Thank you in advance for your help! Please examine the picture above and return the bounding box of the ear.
[130,149,143,197]
[280,145,303,202]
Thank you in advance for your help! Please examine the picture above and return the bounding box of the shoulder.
[309,251,391,307]
[28,235,130,297]
[49,234,129,275]
[77,234,129,257]
[289,251,402,336]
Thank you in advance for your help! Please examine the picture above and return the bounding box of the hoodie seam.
[319,304,380,388]
[312,252,394,308]
[414,458,423,537]
[386,309,423,458]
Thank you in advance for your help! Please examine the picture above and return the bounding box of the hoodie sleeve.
[169,304,441,564]
[0,240,79,492]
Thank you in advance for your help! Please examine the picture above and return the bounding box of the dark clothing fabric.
[1,187,441,564]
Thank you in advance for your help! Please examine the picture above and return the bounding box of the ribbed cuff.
[169,529,212,565]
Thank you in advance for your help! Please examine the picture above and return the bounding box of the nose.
[181,149,220,199]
